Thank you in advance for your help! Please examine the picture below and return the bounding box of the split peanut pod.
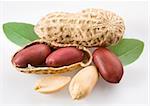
[11,40,92,74]
[34,8,125,48]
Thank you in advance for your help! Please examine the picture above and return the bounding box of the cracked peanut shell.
[11,39,92,74]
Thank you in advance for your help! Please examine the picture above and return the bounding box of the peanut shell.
[12,39,92,74]
[34,8,125,47]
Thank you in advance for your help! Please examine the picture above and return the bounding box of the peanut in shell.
[11,39,92,74]
[34,8,125,47]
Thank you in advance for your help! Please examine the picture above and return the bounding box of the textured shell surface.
[12,39,92,74]
[34,8,125,47]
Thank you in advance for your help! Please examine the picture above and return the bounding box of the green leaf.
[108,38,144,66]
[3,22,39,47]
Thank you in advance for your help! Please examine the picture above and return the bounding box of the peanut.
[12,44,51,68]
[34,8,125,47]
[35,75,71,93]
[93,48,123,83]
[69,65,98,100]
[46,47,84,67]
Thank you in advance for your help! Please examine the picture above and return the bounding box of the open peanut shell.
[11,39,92,74]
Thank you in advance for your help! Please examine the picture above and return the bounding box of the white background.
[0,0,149,105]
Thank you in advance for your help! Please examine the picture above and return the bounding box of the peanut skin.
[93,48,123,83]
[46,47,84,67]
[12,44,51,68]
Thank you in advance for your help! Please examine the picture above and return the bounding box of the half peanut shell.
[12,39,92,74]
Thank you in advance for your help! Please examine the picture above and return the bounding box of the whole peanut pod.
[93,48,123,83]
[35,8,125,47]
[46,47,84,67]
[12,44,51,68]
